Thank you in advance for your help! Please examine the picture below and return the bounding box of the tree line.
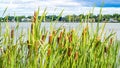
[0,13,120,23]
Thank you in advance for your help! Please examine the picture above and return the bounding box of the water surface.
[0,22,120,40]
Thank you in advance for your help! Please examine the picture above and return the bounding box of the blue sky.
[75,0,120,7]
[0,0,120,16]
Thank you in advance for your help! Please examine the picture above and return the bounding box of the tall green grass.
[0,8,120,68]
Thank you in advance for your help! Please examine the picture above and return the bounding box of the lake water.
[0,22,120,40]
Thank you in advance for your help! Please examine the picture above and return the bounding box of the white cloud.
[0,0,120,16]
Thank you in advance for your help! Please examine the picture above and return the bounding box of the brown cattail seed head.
[47,48,51,57]
[82,25,88,36]
[33,11,37,23]
[42,35,45,42]
[57,36,60,44]
[82,28,87,35]
[60,31,63,39]
[49,33,53,44]
[110,38,113,45]
[69,34,72,43]
[27,40,31,49]
[74,52,79,61]
[31,23,34,34]
[27,40,29,44]
[68,47,72,57]
[104,46,109,53]
[11,29,14,38]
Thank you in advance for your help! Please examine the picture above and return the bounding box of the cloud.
[0,0,120,16]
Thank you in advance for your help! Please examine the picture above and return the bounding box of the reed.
[0,8,119,68]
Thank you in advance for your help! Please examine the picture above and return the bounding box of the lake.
[0,22,120,40]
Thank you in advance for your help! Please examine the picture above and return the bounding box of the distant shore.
[0,13,120,23]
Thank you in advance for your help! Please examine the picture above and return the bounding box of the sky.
[0,0,120,16]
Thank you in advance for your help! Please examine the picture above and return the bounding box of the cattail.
[33,11,37,23]
[42,34,45,42]
[60,31,63,39]
[82,25,88,36]
[95,36,101,47]
[74,52,78,61]
[104,46,109,53]
[27,40,31,57]
[110,38,113,45]
[82,28,87,36]
[11,29,14,38]
[69,34,72,43]
[41,34,46,44]
[68,47,72,57]
[49,33,53,44]
[31,23,34,34]
[31,11,37,34]
[53,30,56,36]
[47,48,51,57]
[57,36,60,44]
[27,40,31,49]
